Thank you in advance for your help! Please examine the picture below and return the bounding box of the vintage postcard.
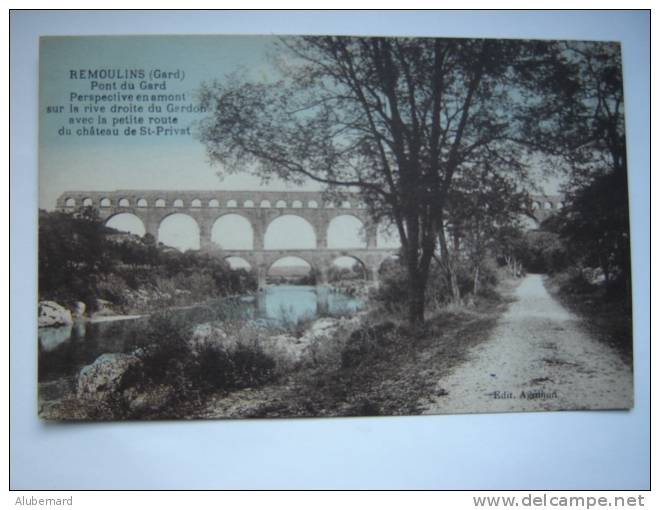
[38,34,633,420]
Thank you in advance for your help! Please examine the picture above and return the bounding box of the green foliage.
[375,256,499,315]
[520,230,569,274]
[556,169,631,289]
[38,208,257,311]
[114,312,277,418]
[327,262,364,282]
[552,268,597,296]
[39,209,109,310]
[185,340,276,393]
[514,40,630,294]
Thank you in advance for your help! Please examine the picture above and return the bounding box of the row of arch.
[105,211,399,252]
[64,196,365,210]
[66,195,564,211]
[532,200,563,210]
[226,254,373,274]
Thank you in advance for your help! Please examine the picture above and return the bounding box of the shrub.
[376,256,500,316]
[341,322,396,368]
[120,312,278,412]
[228,341,277,387]
[555,268,597,296]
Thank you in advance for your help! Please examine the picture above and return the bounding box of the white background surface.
[10,10,650,489]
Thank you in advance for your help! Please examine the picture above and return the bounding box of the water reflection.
[38,285,362,383]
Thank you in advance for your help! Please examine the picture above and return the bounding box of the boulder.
[72,301,86,318]
[77,352,141,401]
[38,301,73,328]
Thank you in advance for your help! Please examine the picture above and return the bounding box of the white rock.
[38,301,73,328]
[72,301,86,318]
[77,352,141,401]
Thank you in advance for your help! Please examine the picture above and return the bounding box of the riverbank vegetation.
[40,252,517,420]
[39,207,256,316]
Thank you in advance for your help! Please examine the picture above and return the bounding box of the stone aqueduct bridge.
[56,189,564,287]
[56,189,394,286]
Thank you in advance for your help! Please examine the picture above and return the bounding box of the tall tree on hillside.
[198,36,537,323]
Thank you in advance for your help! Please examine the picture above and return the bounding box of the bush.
[189,341,276,392]
[376,256,500,316]
[39,208,258,315]
[553,268,597,296]
[341,322,396,368]
[118,312,278,415]
[521,230,568,274]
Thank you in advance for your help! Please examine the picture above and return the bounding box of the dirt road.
[421,274,633,414]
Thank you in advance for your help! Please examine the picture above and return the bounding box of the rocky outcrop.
[77,352,141,401]
[38,301,73,328]
[76,352,177,418]
[190,317,342,366]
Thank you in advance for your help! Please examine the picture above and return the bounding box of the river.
[38,285,363,386]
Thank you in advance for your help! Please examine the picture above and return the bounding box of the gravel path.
[421,274,633,414]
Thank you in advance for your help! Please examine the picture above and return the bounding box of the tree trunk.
[473,265,480,296]
[408,276,426,324]
[438,227,461,302]
[405,247,428,324]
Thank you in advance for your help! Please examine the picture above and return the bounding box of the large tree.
[198,36,540,323]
